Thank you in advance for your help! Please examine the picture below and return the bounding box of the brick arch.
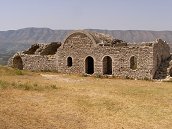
[61,30,97,48]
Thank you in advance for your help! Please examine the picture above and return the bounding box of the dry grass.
[0,66,172,129]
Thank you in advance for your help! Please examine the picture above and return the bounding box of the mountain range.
[0,27,172,65]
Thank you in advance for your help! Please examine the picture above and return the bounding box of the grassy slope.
[0,66,172,129]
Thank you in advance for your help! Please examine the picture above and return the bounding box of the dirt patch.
[40,74,85,83]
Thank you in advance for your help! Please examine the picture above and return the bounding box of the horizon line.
[0,27,172,32]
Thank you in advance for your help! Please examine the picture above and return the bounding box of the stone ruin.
[8,30,172,80]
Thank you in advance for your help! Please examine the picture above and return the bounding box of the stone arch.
[61,30,97,48]
[130,56,137,70]
[13,56,23,70]
[67,57,72,67]
[85,56,94,74]
[103,56,112,75]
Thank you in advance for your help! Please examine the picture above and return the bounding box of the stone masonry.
[8,30,172,80]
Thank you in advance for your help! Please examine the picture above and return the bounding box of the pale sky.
[0,0,172,31]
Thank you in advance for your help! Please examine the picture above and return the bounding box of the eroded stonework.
[8,30,172,80]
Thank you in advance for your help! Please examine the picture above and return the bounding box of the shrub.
[50,85,57,89]
[15,69,24,75]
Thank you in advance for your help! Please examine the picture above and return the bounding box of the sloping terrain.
[0,66,172,129]
[0,28,172,64]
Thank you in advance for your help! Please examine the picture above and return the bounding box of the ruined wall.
[9,53,57,72]
[22,55,57,71]
[57,31,154,79]
[167,59,172,77]
[152,39,171,76]
[23,42,61,55]
[8,42,61,72]
[9,31,171,80]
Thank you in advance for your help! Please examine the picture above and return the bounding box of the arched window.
[67,57,72,67]
[130,56,137,70]
[103,56,112,75]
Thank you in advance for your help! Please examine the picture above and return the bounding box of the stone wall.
[57,31,154,79]
[22,55,57,71]
[8,53,57,72]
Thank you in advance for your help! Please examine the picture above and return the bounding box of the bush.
[50,85,57,89]
[15,69,24,75]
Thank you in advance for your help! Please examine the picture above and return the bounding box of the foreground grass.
[0,66,26,76]
[0,66,172,129]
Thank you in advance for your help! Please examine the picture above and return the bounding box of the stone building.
[8,30,172,80]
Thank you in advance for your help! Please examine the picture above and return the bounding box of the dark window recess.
[67,57,72,67]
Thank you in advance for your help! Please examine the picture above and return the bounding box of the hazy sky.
[0,0,172,31]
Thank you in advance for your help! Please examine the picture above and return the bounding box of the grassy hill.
[0,66,172,129]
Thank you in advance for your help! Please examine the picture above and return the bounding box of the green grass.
[0,65,26,76]
[0,79,59,91]
[15,69,24,75]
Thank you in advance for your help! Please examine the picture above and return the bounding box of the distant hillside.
[0,27,172,65]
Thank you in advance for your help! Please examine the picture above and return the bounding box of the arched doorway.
[13,56,23,70]
[85,56,94,74]
[103,56,112,75]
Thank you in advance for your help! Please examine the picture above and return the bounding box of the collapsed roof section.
[23,42,61,55]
